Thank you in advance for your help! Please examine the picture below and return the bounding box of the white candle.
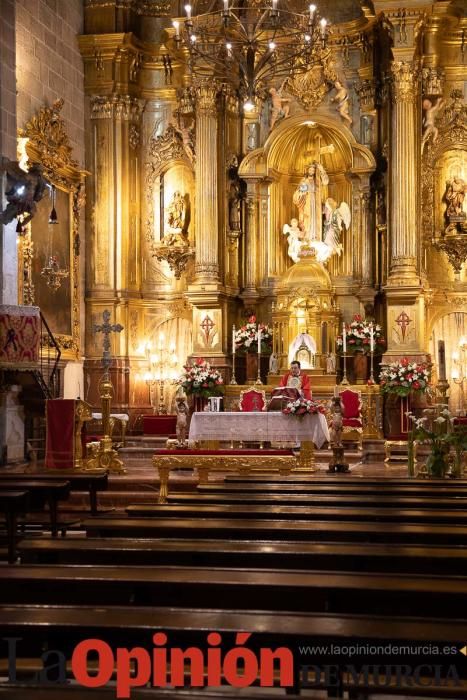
[172,20,180,37]
[232,325,236,355]
[320,17,327,36]
[223,0,228,10]
[438,340,446,381]
[342,322,346,353]
[258,326,261,354]
[309,3,316,19]
[370,323,374,353]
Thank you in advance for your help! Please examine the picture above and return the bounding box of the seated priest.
[279,360,312,400]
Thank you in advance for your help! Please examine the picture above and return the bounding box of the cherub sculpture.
[421,97,444,152]
[332,81,352,126]
[269,87,291,130]
[282,218,305,263]
[0,160,48,227]
[329,395,344,447]
[175,395,190,446]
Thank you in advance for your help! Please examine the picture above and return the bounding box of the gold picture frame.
[17,99,87,359]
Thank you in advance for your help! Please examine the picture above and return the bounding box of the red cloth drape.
[45,399,76,469]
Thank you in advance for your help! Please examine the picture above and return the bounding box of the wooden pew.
[201,483,467,497]
[82,516,467,545]
[1,565,467,618]
[18,536,467,575]
[126,502,467,525]
[0,480,70,536]
[0,471,108,515]
[167,491,467,507]
[1,605,467,696]
[225,475,467,485]
[0,491,29,563]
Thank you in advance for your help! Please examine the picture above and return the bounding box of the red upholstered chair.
[239,388,266,412]
[340,388,363,449]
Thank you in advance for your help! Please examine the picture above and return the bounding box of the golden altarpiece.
[74,0,466,424]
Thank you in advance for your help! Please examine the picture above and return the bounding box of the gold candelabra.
[144,334,178,414]
[451,336,467,415]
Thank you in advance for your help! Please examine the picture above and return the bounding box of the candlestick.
[438,339,446,382]
[231,324,237,384]
[255,325,262,385]
[368,349,375,385]
[341,353,349,385]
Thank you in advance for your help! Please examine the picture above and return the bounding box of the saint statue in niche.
[162,191,189,246]
[292,162,329,243]
[444,176,466,219]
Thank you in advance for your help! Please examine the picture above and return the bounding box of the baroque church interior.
[0,0,467,697]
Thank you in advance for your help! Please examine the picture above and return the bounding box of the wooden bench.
[0,470,108,515]
[1,565,467,618]
[0,480,70,536]
[198,482,467,495]
[167,491,467,507]
[126,502,467,525]
[1,605,467,696]
[0,491,29,563]
[82,516,467,545]
[225,474,467,485]
[18,536,467,575]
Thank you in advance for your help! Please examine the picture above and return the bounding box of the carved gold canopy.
[17,99,87,358]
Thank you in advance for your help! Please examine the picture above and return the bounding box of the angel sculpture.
[321,198,351,260]
[0,160,48,227]
[282,218,305,263]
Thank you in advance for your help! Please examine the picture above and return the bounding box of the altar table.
[189,411,330,449]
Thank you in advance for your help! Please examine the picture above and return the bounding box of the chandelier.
[171,1,330,110]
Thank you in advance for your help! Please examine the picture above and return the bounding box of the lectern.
[45,399,92,470]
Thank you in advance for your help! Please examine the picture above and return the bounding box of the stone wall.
[15,0,85,167]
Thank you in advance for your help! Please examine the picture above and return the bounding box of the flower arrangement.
[234,315,272,354]
[408,408,467,478]
[282,397,326,418]
[336,315,386,355]
[178,358,224,398]
[380,358,431,397]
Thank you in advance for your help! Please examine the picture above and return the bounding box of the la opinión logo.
[4,632,294,698]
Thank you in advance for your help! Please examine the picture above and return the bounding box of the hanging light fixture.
[169,0,330,110]
[41,183,69,291]
[48,184,58,224]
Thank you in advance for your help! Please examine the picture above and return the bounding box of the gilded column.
[243,190,258,300]
[387,61,420,285]
[361,190,373,288]
[194,81,219,282]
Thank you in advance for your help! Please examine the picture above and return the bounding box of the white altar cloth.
[189,411,330,449]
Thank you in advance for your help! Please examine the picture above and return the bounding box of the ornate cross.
[200,315,215,345]
[395,311,412,342]
[94,310,124,372]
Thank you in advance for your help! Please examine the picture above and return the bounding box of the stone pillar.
[387,61,420,286]
[194,81,219,282]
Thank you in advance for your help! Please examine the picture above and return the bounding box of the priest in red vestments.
[279,360,312,400]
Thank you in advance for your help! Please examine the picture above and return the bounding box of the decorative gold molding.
[389,61,419,103]
[90,95,142,121]
[152,243,195,279]
[19,99,78,177]
[18,100,87,359]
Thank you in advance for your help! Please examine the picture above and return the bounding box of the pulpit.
[45,399,92,470]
